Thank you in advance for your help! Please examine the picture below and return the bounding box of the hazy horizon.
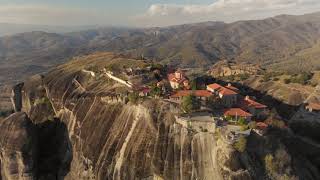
[0,0,320,28]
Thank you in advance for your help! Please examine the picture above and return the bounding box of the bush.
[264,149,298,180]
[239,73,250,81]
[150,84,161,97]
[182,95,200,113]
[283,79,291,84]
[225,115,234,122]
[271,119,286,129]
[34,97,52,109]
[285,72,313,85]
[128,92,139,104]
[237,117,247,126]
[273,77,280,81]
[265,154,276,174]
[190,80,197,90]
[234,136,247,152]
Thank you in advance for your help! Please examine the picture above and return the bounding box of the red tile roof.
[306,102,320,111]
[219,87,238,96]
[168,73,187,83]
[224,108,252,117]
[171,90,213,98]
[242,97,267,109]
[207,83,223,90]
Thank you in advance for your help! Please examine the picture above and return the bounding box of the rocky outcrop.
[0,112,37,180]
[11,83,24,112]
[3,53,320,179]
[209,61,262,78]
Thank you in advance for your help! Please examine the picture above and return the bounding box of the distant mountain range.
[1,12,320,87]
[0,23,102,37]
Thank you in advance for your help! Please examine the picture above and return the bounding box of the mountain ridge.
[1,12,320,87]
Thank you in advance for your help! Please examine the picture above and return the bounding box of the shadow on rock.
[35,118,73,180]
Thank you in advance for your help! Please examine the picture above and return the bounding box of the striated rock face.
[2,53,320,179]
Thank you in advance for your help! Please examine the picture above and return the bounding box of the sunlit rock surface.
[1,53,319,180]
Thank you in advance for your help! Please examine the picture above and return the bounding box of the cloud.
[135,0,320,27]
[0,1,319,27]
[0,5,123,26]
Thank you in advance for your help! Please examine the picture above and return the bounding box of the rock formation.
[1,53,319,180]
[0,112,37,180]
[209,61,262,78]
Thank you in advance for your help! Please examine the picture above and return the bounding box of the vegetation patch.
[181,94,201,113]
[264,148,298,180]
[128,92,140,104]
[234,136,247,153]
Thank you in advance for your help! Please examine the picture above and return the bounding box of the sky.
[0,0,320,27]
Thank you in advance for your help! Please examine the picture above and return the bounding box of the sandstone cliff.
[1,53,319,180]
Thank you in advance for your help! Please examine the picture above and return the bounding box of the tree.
[264,149,298,180]
[225,115,233,122]
[265,154,276,174]
[190,79,197,90]
[237,117,247,126]
[182,95,200,113]
[207,96,221,109]
[150,84,161,97]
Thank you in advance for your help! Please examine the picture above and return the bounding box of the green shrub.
[182,95,200,113]
[265,154,276,174]
[239,73,250,81]
[264,149,298,180]
[225,115,234,122]
[34,97,52,108]
[234,136,247,152]
[283,79,291,84]
[237,117,247,126]
[290,72,312,85]
[150,84,161,97]
[128,92,139,104]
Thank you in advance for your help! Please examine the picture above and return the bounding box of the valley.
[0,11,320,180]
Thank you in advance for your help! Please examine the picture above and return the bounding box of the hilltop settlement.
[77,60,298,145]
